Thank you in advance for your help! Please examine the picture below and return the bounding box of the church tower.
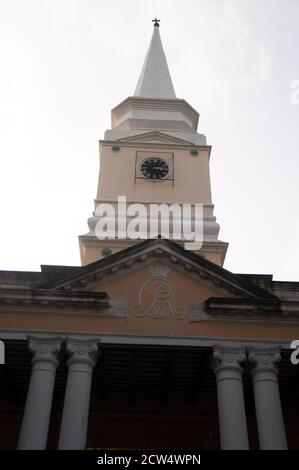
[79,21,228,266]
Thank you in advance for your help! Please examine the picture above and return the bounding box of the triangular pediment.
[117,131,196,146]
[42,240,272,301]
[39,240,277,328]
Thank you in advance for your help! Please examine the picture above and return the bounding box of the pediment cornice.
[42,240,274,301]
[115,130,197,146]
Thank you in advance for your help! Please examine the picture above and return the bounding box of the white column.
[58,338,99,450]
[17,336,63,450]
[249,348,287,450]
[212,346,249,450]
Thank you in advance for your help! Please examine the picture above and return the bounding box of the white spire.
[134,24,176,99]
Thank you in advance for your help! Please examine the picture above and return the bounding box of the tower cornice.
[111,96,199,131]
[100,139,211,154]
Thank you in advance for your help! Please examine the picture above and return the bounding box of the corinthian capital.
[248,347,281,375]
[65,337,99,368]
[212,346,247,374]
[28,335,63,366]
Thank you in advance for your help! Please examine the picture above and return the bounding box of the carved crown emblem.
[148,265,170,278]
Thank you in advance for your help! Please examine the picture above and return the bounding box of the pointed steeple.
[134,21,176,99]
[80,21,227,268]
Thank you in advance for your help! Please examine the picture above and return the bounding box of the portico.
[0,330,293,450]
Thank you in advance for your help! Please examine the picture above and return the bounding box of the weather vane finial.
[152,17,160,27]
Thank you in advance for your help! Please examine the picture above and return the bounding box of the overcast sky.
[0,0,298,280]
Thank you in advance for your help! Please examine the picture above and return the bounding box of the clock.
[140,158,169,180]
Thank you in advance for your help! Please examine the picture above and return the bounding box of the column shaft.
[213,347,249,450]
[17,336,62,450]
[58,338,98,450]
[249,349,287,450]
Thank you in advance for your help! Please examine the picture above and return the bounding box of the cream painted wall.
[79,238,226,267]
[97,144,212,205]
[1,264,298,342]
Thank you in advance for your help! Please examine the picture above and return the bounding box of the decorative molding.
[29,335,63,367]
[248,347,281,376]
[212,346,247,374]
[0,289,108,308]
[65,337,99,368]
[0,289,128,319]
[101,140,210,151]
[116,130,197,146]
[0,330,294,348]
[148,264,170,278]
[188,302,207,323]
[190,299,299,325]
[111,96,199,130]
[54,240,261,300]
[93,199,215,208]
[106,299,129,320]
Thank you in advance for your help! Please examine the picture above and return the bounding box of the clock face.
[140,158,169,180]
